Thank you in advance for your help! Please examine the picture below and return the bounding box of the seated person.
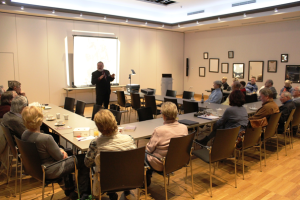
[0,86,6,105]
[222,81,241,105]
[0,91,17,118]
[249,88,279,120]
[257,79,277,99]
[196,90,248,145]
[221,77,229,90]
[84,109,136,199]
[293,86,300,107]
[280,80,294,95]
[21,106,90,200]
[277,92,296,134]
[145,102,188,183]
[246,76,258,94]
[7,81,26,96]
[206,80,223,104]
[240,81,246,93]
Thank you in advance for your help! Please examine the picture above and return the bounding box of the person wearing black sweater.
[91,61,115,109]
[221,77,229,90]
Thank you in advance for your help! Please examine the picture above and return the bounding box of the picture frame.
[221,63,229,73]
[209,58,219,73]
[203,52,208,59]
[281,54,288,62]
[249,61,264,82]
[232,63,244,79]
[199,67,205,77]
[267,60,277,73]
[228,51,234,59]
[285,65,300,82]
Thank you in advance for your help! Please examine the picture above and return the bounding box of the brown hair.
[1,91,14,105]
[94,109,118,136]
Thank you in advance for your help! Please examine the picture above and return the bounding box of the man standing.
[91,61,115,109]
[246,76,258,93]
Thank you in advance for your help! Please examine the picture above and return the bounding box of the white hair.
[282,91,292,99]
[10,95,28,113]
[0,86,5,95]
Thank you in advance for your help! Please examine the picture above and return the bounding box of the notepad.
[197,115,219,120]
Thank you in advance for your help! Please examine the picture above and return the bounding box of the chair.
[282,109,296,154]
[144,95,161,117]
[75,100,86,116]
[109,109,122,125]
[262,112,281,165]
[131,93,143,120]
[164,97,178,110]
[1,125,19,196]
[182,100,198,114]
[291,106,300,142]
[146,132,196,200]
[116,91,131,122]
[64,97,75,112]
[91,104,103,121]
[182,91,194,100]
[245,94,258,103]
[137,107,153,122]
[94,147,149,200]
[166,90,177,97]
[147,88,156,95]
[193,126,240,197]
[238,127,263,180]
[14,136,79,200]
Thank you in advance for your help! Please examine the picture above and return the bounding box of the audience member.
[145,102,188,186]
[0,86,5,105]
[293,86,300,107]
[85,109,136,199]
[196,90,248,145]
[280,80,294,95]
[246,76,258,93]
[206,80,223,104]
[221,77,229,90]
[240,81,246,93]
[257,79,277,99]
[249,88,279,120]
[277,92,296,134]
[7,81,26,96]
[222,81,241,105]
[21,106,90,200]
[0,91,17,118]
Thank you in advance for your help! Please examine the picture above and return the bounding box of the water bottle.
[201,93,204,103]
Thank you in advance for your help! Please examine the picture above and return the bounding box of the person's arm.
[214,108,230,130]
[107,71,115,82]
[84,139,97,168]
[249,107,266,120]
[15,119,27,138]
[279,88,284,95]
[245,83,251,93]
[146,129,160,154]
[46,136,64,161]
[210,91,222,104]
[91,72,98,85]
[254,85,258,92]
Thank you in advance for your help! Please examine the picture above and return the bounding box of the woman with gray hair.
[206,80,223,104]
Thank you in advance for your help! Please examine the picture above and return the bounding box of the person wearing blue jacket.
[206,80,223,104]
[246,76,258,93]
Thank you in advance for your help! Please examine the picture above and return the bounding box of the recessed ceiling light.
[126,19,128,23]
[178,24,180,27]
[162,24,164,28]
[80,13,82,17]
[52,10,55,14]
[2,1,6,4]
[21,6,24,10]
[196,21,199,24]
[145,22,147,25]
[275,8,278,13]
[104,16,106,20]
[244,13,247,18]
[218,17,221,21]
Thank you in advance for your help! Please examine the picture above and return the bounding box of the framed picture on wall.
[221,63,229,73]
[281,54,288,62]
[286,65,300,82]
[203,52,208,59]
[233,63,244,79]
[267,60,277,73]
[209,58,219,73]
[228,51,234,59]
[199,67,205,77]
[249,61,264,82]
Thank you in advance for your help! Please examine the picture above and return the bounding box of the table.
[63,85,125,97]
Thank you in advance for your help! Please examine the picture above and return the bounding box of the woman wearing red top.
[240,81,246,93]
[0,91,16,118]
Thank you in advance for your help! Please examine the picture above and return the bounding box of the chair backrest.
[292,106,300,127]
[245,94,258,103]
[64,97,75,112]
[183,100,198,114]
[264,112,282,139]
[116,91,126,107]
[100,147,145,192]
[0,125,18,158]
[137,107,153,122]
[211,126,240,163]
[91,104,103,121]
[243,126,262,150]
[14,136,43,182]
[147,88,156,95]
[164,132,195,175]
[109,109,122,125]
[273,93,277,99]
[144,95,158,115]
[75,100,86,116]
[164,97,178,109]
[182,91,194,100]
[130,93,141,110]
[166,90,177,97]
[284,108,296,130]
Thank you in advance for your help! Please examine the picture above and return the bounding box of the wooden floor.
[2,95,300,200]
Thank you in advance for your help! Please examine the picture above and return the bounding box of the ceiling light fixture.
[162,24,164,28]
[218,17,221,21]
[274,8,278,13]
[145,22,147,25]
[196,21,199,24]
[2,1,6,4]
[104,16,106,20]
[72,30,115,35]
[21,6,24,10]
[80,13,82,17]
[244,13,247,17]
[178,24,180,27]
[126,19,128,23]
[52,10,55,14]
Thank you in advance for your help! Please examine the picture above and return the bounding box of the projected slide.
[73,36,119,86]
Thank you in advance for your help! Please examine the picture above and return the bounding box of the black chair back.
[100,147,145,192]
[130,93,141,110]
[1,125,18,158]
[164,132,195,175]
[14,136,43,182]
[144,95,159,115]
[75,100,86,116]
[116,91,127,107]
[147,88,156,95]
[264,112,281,139]
[166,90,177,97]
[164,97,178,109]
[137,107,153,122]
[109,109,122,125]
[211,126,240,163]
[182,91,194,100]
[243,127,262,150]
[245,94,258,103]
[183,100,198,114]
[92,104,103,121]
[284,109,296,131]
[292,107,300,127]
[64,97,75,112]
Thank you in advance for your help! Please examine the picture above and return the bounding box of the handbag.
[250,117,268,128]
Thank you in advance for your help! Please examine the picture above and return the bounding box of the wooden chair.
[291,107,300,145]
[282,109,296,155]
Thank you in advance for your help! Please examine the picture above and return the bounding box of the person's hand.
[60,149,68,159]
[98,75,105,80]
[111,74,115,79]
[20,91,26,96]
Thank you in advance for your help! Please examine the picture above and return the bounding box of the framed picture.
[281,54,288,62]
[209,58,219,73]
[232,63,244,79]
[221,63,229,73]
[249,61,264,82]
[285,65,300,82]
[199,67,205,77]
[228,51,234,59]
[203,52,208,59]
[268,60,277,73]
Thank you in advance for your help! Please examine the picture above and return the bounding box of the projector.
[126,84,140,93]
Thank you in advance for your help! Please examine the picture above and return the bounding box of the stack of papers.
[197,115,219,120]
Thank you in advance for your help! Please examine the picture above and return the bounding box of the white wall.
[0,13,184,105]
[184,19,300,95]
